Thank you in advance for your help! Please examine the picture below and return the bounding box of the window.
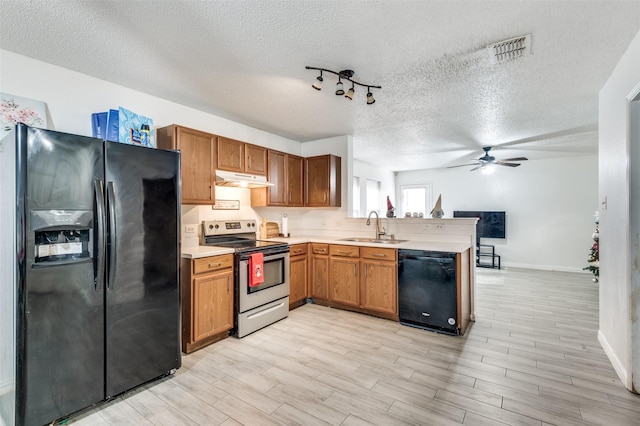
[365,179,380,214]
[352,176,360,217]
[399,184,431,217]
[352,177,381,216]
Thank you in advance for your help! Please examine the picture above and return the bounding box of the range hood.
[214,170,274,188]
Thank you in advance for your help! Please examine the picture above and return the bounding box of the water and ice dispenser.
[31,210,93,264]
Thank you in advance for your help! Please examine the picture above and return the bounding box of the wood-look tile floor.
[70,268,640,425]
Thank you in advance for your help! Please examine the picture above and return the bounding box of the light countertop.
[181,245,235,259]
[183,236,472,258]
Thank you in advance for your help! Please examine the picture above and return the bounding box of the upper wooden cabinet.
[287,154,304,206]
[245,143,267,175]
[156,125,215,205]
[305,155,341,207]
[252,150,304,207]
[217,136,266,175]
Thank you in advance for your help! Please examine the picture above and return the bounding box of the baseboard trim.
[598,329,631,390]
[501,262,590,274]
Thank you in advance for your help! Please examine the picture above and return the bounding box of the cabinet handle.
[248,156,251,169]
[227,276,230,293]
[371,253,387,258]
[354,264,357,276]
[337,250,352,254]
[293,249,303,254]
[208,262,223,268]
[289,191,292,202]
[323,192,327,203]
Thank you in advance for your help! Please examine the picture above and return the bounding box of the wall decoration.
[0,93,47,139]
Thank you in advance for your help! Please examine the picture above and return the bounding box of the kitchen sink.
[339,237,406,244]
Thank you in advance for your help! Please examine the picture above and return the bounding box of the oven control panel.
[202,219,257,236]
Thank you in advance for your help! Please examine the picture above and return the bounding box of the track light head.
[345,85,354,100]
[366,89,375,105]
[312,72,323,90]
[335,80,344,96]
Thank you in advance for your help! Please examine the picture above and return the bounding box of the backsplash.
[181,186,476,248]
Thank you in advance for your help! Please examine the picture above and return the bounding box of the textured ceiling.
[2,1,640,171]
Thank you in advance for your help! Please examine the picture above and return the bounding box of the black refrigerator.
[0,124,181,426]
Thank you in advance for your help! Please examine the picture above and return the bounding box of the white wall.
[396,155,598,272]
[0,50,302,153]
[598,29,640,392]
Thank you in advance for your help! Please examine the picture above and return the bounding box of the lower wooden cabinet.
[181,254,234,353]
[289,243,308,309]
[309,243,330,302]
[360,247,397,315]
[317,244,398,320]
[329,245,360,307]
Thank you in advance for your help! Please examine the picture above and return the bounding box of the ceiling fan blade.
[447,163,480,169]
[469,165,484,172]
[501,157,528,162]
[495,162,521,167]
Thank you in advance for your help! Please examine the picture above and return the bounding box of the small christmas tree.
[583,211,599,282]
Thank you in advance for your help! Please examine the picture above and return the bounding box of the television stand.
[476,244,501,269]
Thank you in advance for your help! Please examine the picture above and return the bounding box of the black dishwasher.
[398,249,459,334]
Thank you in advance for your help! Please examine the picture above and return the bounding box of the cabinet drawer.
[361,247,397,262]
[311,243,329,255]
[193,254,234,274]
[329,245,360,258]
[290,243,308,257]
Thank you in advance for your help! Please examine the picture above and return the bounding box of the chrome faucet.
[366,211,386,239]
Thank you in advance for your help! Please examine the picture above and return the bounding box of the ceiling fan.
[448,146,528,171]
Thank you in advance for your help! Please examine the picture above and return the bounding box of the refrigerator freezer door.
[18,126,105,425]
[104,141,181,397]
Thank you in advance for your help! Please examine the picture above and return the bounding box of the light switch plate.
[184,224,197,234]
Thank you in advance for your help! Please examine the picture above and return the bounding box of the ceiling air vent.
[488,34,531,64]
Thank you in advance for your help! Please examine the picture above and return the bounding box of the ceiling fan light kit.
[306,66,380,104]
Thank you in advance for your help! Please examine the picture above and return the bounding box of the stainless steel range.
[201,219,290,338]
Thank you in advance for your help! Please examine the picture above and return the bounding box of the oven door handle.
[239,251,289,262]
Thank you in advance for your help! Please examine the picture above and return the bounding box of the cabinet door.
[289,249,308,306]
[245,144,267,175]
[361,260,397,315]
[305,155,341,207]
[192,270,233,343]
[305,155,329,206]
[217,136,244,172]
[330,257,359,307]
[157,125,215,204]
[267,150,287,205]
[287,155,304,206]
[310,254,329,301]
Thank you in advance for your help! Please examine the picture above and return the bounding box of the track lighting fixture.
[306,66,380,104]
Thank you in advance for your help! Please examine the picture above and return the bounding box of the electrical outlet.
[423,224,432,230]
[435,224,445,230]
[184,224,197,234]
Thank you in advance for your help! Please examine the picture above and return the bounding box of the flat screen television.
[453,211,506,239]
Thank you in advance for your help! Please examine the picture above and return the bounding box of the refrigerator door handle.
[94,179,106,290]
[107,181,117,289]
